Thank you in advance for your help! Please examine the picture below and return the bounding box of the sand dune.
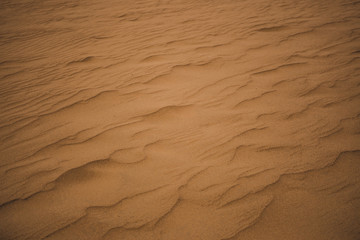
[0,0,360,239]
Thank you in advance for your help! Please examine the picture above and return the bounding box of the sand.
[0,0,360,239]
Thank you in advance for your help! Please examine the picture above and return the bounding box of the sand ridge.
[0,0,360,239]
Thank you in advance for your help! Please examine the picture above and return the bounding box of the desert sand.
[0,0,360,239]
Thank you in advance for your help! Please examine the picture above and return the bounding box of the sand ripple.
[0,0,360,239]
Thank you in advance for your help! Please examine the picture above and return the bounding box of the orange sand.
[0,0,360,239]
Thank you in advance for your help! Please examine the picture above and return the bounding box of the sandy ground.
[0,0,360,239]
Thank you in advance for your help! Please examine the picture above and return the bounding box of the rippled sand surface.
[1,0,360,239]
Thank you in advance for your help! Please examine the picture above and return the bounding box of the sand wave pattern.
[1,0,360,239]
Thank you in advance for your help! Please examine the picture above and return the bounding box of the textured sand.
[0,0,360,239]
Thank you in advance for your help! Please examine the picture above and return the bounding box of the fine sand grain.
[0,0,360,239]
